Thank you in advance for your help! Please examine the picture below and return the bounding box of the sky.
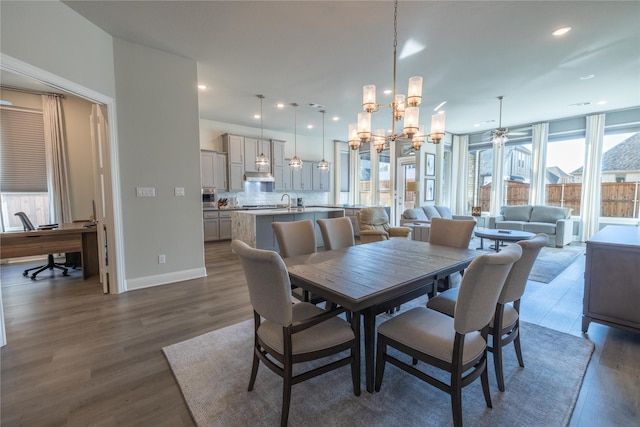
[545,132,635,174]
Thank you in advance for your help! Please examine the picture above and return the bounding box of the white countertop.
[231,207,344,216]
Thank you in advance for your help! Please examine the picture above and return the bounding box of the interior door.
[90,104,112,293]
[396,157,416,223]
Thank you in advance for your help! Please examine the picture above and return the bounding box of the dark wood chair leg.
[493,335,505,392]
[481,355,492,408]
[374,336,386,392]
[248,350,260,391]
[513,325,524,367]
[281,361,292,427]
[451,375,463,427]
[351,313,361,396]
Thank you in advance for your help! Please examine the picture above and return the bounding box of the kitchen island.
[231,207,345,250]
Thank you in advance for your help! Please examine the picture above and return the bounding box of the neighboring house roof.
[573,133,640,174]
[546,166,571,184]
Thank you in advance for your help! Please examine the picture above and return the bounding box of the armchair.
[357,207,411,244]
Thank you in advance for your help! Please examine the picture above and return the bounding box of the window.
[358,147,371,206]
[378,148,391,207]
[0,107,49,231]
[599,132,639,219]
[545,137,585,215]
[467,147,494,213]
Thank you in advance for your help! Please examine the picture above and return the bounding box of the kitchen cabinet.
[223,134,245,191]
[201,151,228,191]
[292,161,313,191]
[204,210,233,242]
[223,134,244,164]
[312,161,330,191]
[213,153,227,191]
[244,137,271,173]
[200,150,215,188]
[271,140,286,167]
[219,211,232,240]
[273,167,290,191]
[203,211,219,242]
[582,225,640,333]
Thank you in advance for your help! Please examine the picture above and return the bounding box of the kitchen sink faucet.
[281,193,291,211]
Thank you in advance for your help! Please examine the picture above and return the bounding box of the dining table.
[283,238,479,392]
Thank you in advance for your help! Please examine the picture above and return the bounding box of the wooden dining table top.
[284,238,478,312]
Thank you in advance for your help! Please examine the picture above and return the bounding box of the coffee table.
[475,228,535,252]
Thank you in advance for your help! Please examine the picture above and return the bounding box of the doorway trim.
[1,53,126,294]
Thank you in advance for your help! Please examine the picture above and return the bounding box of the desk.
[284,238,478,392]
[0,223,99,279]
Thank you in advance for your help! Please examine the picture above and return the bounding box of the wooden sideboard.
[582,225,640,333]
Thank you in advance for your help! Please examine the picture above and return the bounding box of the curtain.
[580,113,605,241]
[450,135,468,215]
[530,122,549,206]
[42,95,72,224]
[490,142,505,215]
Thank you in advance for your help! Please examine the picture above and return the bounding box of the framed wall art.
[425,153,435,176]
[425,178,435,201]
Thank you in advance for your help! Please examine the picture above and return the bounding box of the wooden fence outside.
[479,181,640,218]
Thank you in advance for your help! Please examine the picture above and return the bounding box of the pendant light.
[255,94,270,170]
[317,110,329,172]
[289,103,303,170]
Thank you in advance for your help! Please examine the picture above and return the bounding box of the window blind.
[0,107,47,192]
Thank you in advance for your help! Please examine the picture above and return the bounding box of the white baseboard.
[126,268,206,291]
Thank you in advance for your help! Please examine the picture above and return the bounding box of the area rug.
[163,317,594,427]
[528,245,585,283]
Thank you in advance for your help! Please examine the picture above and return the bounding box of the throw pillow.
[423,206,441,220]
[501,205,532,221]
[435,206,453,219]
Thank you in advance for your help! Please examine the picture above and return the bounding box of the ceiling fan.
[488,96,527,144]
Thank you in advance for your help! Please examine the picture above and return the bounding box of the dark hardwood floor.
[1,240,638,426]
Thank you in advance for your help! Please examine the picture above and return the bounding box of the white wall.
[113,38,204,286]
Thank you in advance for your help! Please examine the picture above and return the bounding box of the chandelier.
[288,103,303,169]
[255,94,270,170]
[317,110,330,172]
[348,0,446,153]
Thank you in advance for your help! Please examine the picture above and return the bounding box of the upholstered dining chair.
[317,217,355,250]
[231,240,360,427]
[428,217,477,291]
[427,233,549,391]
[272,219,322,304]
[357,207,411,244]
[375,243,522,427]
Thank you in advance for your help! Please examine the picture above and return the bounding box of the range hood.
[244,171,275,182]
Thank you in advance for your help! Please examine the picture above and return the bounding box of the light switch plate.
[136,187,155,197]
[175,187,185,196]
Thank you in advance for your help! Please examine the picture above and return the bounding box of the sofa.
[488,205,573,247]
[401,205,477,226]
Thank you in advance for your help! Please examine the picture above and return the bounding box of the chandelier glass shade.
[255,95,270,170]
[348,0,445,151]
[289,103,303,170]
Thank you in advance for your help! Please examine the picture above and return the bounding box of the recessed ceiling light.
[579,74,595,80]
[253,114,261,119]
[332,116,340,121]
[307,125,313,129]
[197,84,207,90]
[552,26,572,36]
[383,89,392,95]
[276,103,285,108]
[597,100,608,105]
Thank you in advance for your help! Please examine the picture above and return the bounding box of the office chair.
[14,212,69,280]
